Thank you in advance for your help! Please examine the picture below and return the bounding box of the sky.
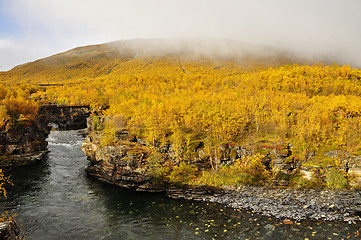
[0,0,361,71]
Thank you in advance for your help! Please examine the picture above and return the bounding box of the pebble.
[166,185,361,222]
[264,224,275,231]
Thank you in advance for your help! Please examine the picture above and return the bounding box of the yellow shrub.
[240,154,271,185]
[2,96,39,118]
[0,169,12,198]
[169,162,198,185]
[0,105,9,129]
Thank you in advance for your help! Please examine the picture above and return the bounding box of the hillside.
[0,39,309,83]
[1,39,361,190]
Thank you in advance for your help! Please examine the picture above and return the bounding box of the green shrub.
[295,177,315,189]
[196,154,271,186]
[325,168,348,189]
[92,116,105,131]
[196,166,252,186]
[275,171,291,181]
[147,153,171,183]
[169,161,198,185]
[284,156,293,164]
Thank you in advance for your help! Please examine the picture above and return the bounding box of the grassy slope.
[0,39,309,84]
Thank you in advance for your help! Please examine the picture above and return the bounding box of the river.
[0,130,360,239]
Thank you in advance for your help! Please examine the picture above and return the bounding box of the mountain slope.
[0,39,310,83]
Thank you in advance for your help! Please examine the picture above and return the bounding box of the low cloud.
[0,39,13,49]
[1,0,361,70]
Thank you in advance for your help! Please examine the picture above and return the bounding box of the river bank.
[2,111,360,225]
[85,159,361,223]
[82,137,361,223]
[166,185,361,223]
[81,116,361,223]
[2,130,361,240]
[0,116,49,169]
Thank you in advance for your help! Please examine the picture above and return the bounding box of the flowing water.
[0,130,360,239]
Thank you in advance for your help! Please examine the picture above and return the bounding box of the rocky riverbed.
[166,185,361,223]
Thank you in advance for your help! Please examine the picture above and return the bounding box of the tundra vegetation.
[0,83,40,132]
[1,47,361,189]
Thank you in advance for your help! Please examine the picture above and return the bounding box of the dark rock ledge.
[0,150,48,169]
[0,116,50,169]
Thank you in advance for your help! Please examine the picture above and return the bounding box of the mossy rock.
[254,148,270,155]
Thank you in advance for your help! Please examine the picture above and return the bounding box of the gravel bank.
[166,185,361,223]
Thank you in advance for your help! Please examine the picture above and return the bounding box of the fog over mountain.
[0,0,361,70]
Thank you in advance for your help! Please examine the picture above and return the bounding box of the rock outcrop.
[346,156,361,184]
[0,105,91,169]
[82,116,361,221]
[0,116,50,169]
[39,105,90,130]
[82,136,166,192]
[82,117,165,191]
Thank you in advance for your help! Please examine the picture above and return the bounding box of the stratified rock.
[39,105,90,130]
[82,137,165,192]
[0,150,48,168]
[0,116,50,169]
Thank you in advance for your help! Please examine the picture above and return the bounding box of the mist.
[1,0,361,70]
[104,38,305,64]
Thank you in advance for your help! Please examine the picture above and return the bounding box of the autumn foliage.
[3,53,361,188]
[0,83,40,130]
[31,60,361,160]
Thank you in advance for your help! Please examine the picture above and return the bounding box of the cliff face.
[0,105,91,169]
[81,117,299,190]
[82,128,166,192]
[0,116,50,169]
[39,106,90,130]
